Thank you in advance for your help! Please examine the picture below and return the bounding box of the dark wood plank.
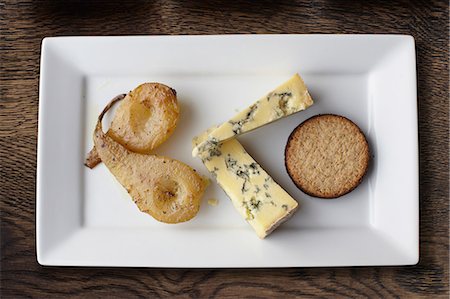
[1,0,448,297]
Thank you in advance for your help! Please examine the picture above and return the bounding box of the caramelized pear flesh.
[94,96,208,224]
[85,83,179,168]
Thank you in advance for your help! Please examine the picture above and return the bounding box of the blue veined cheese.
[193,129,298,238]
[192,73,313,157]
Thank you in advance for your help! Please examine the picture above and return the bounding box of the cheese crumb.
[207,198,219,206]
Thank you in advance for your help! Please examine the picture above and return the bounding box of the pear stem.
[97,93,127,128]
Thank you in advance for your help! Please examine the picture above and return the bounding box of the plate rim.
[36,34,418,267]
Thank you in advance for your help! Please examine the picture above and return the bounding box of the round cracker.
[285,114,370,198]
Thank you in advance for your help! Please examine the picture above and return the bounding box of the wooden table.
[1,0,448,297]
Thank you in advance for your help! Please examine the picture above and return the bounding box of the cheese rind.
[192,74,313,157]
[193,132,298,238]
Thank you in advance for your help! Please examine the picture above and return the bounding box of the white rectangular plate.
[37,35,418,267]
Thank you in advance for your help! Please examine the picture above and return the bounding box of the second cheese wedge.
[193,129,298,238]
[192,74,313,157]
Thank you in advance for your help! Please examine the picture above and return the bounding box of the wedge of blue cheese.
[193,129,298,238]
[192,73,313,157]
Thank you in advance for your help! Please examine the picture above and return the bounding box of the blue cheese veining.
[192,74,313,157]
[193,129,299,238]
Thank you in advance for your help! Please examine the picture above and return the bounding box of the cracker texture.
[285,114,370,198]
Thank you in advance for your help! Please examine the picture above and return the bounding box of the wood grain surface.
[1,0,448,298]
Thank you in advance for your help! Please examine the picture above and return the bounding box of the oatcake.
[285,114,370,198]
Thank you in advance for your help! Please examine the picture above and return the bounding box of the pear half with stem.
[94,95,209,224]
[85,83,179,168]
